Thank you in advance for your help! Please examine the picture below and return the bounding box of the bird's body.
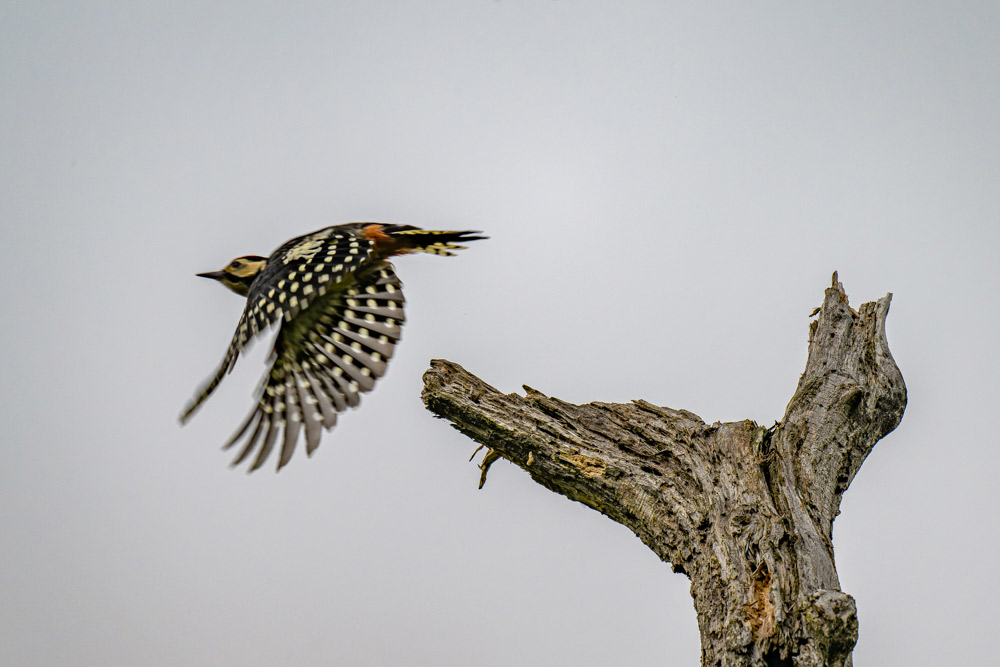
[181,222,485,472]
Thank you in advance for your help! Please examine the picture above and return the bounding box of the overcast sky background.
[2,2,998,665]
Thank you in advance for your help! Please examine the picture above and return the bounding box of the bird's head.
[197,256,268,297]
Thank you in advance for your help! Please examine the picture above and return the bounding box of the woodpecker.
[180,222,486,472]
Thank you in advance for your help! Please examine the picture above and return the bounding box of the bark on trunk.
[421,273,905,667]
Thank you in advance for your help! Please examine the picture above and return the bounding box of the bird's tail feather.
[386,228,488,256]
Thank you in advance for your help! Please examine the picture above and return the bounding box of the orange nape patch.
[362,224,405,256]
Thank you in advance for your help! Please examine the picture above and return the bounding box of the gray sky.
[2,2,998,665]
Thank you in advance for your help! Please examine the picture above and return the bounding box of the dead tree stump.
[421,273,905,667]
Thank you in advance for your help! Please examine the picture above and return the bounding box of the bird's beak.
[196,271,226,281]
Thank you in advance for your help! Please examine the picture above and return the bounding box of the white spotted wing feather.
[179,226,377,423]
[224,262,405,471]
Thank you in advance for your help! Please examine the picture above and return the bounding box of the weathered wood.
[421,273,905,666]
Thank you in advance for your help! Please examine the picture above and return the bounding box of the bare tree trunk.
[421,273,906,667]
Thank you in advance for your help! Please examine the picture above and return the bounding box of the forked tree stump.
[421,273,905,667]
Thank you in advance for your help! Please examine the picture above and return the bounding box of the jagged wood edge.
[420,273,904,535]
[419,273,906,666]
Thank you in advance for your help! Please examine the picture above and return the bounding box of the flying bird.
[180,222,486,472]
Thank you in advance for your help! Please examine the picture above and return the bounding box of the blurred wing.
[179,226,376,423]
[225,261,405,472]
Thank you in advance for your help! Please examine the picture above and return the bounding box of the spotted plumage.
[180,222,486,471]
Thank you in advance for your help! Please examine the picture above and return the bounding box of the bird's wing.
[179,226,377,423]
[225,261,405,472]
